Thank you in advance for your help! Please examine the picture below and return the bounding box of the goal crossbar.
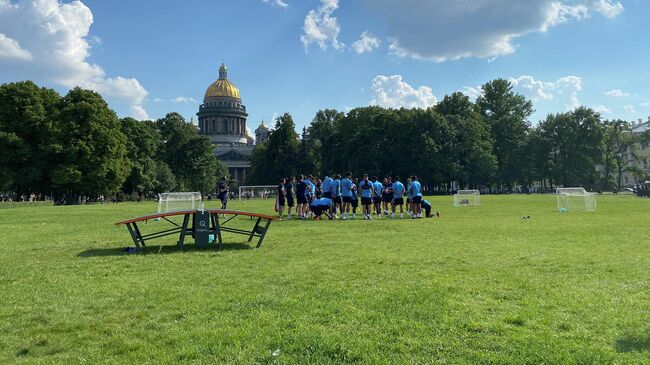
[239,185,278,200]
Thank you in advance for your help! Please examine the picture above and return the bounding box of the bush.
[0,201,54,209]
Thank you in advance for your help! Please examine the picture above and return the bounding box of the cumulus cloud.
[624,104,636,114]
[262,0,288,9]
[172,96,198,104]
[0,33,32,60]
[510,75,582,110]
[0,0,149,119]
[352,31,381,54]
[370,75,437,109]
[301,0,344,51]
[368,0,624,62]
[593,105,612,115]
[604,88,628,97]
[460,86,483,101]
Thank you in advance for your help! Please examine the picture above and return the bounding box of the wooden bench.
[115,209,277,252]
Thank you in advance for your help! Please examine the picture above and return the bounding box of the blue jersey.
[411,180,422,197]
[372,181,383,197]
[311,197,333,208]
[340,178,352,197]
[305,179,314,196]
[322,176,332,193]
[351,183,358,200]
[330,179,341,196]
[422,199,431,209]
[359,180,373,198]
[392,181,405,199]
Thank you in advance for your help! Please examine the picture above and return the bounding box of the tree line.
[249,79,649,192]
[0,81,227,203]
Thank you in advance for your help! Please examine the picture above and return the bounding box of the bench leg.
[248,217,262,242]
[213,212,223,248]
[177,214,190,248]
[256,219,272,248]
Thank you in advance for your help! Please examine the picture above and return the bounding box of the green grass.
[1,195,649,364]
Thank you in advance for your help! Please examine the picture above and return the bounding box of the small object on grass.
[272,349,281,357]
[521,216,531,220]
[123,247,137,254]
[560,208,568,213]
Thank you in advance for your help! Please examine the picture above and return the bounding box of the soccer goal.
[453,190,480,207]
[157,192,203,213]
[556,187,597,212]
[238,185,277,200]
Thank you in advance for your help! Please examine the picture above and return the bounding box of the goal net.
[157,192,203,213]
[453,190,480,207]
[239,185,277,200]
[556,187,596,212]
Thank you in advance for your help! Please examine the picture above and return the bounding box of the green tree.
[306,109,344,175]
[154,161,177,193]
[52,87,130,196]
[248,113,300,183]
[0,81,61,194]
[477,79,533,190]
[603,119,641,189]
[120,118,161,194]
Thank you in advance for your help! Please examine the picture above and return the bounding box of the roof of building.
[204,63,241,100]
[255,121,269,133]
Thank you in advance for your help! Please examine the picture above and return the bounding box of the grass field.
[1,195,649,364]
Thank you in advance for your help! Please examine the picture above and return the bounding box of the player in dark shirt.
[295,175,309,219]
[217,176,229,209]
[277,178,286,218]
[285,177,295,219]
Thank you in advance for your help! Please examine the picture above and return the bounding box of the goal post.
[238,185,277,200]
[453,189,480,207]
[157,192,203,213]
[556,187,597,212]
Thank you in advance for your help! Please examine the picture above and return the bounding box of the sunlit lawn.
[1,194,649,364]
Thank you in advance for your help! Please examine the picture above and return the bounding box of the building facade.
[197,63,269,187]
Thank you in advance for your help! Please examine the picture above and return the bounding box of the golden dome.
[204,63,241,100]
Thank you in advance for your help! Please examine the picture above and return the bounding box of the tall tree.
[120,118,161,194]
[0,81,61,194]
[477,79,533,189]
[248,113,300,183]
[306,109,344,175]
[603,119,641,189]
[52,87,130,196]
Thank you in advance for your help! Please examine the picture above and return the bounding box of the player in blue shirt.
[359,174,374,220]
[309,197,333,220]
[340,172,353,220]
[372,176,383,218]
[350,177,359,219]
[391,176,406,218]
[409,175,424,218]
[322,175,333,199]
[382,177,393,215]
[405,177,412,215]
[421,199,439,218]
[330,174,342,216]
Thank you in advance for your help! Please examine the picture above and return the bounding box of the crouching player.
[421,199,440,218]
[310,197,333,220]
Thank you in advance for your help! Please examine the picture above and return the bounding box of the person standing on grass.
[382,177,393,215]
[276,178,286,218]
[330,174,342,217]
[372,176,383,218]
[406,177,412,215]
[409,175,423,218]
[340,172,353,220]
[391,176,406,218]
[360,174,374,220]
[217,176,229,210]
[295,175,309,219]
[315,178,323,199]
[322,175,333,199]
[285,177,295,219]
[350,177,359,219]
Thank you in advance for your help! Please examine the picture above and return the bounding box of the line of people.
[276,173,440,220]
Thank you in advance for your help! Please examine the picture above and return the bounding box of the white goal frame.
[453,189,480,207]
[556,187,597,212]
[157,192,203,213]
[238,185,278,200]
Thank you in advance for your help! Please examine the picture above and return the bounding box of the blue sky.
[1,0,649,131]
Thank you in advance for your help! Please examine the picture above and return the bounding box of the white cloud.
[593,0,623,18]
[0,0,149,119]
[369,0,624,62]
[130,105,149,120]
[262,0,288,9]
[624,104,636,114]
[461,86,483,101]
[641,102,650,108]
[593,105,612,115]
[352,31,381,54]
[370,75,437,109]
[604,88,629,97]
[0,33,32,60]
[172,96,197,104]
[510,75,582,110]
[300,0,344,51]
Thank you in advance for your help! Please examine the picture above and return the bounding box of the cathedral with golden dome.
[197,63,269,186]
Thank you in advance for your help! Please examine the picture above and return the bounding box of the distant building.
[197,63,268,187]
[620,116,650,186]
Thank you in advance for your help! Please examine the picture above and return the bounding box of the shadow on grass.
[77,242,253,257]
[616,330,650,353]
